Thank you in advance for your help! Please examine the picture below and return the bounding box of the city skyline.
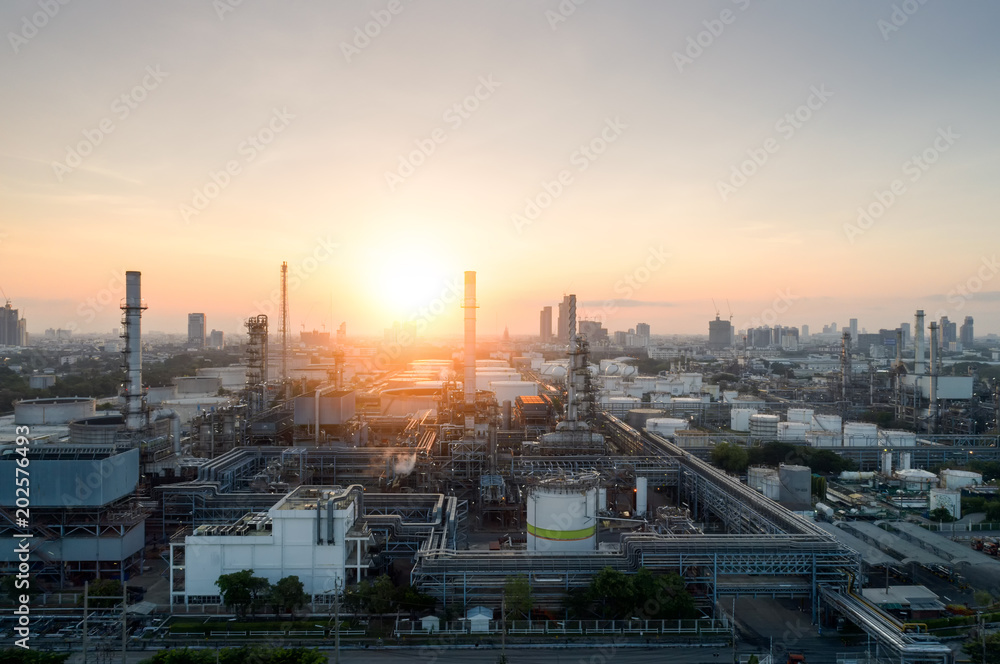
[3,2,999,337]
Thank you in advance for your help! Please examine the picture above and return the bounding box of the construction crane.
[711,298,720,319]
[727,299,733,323]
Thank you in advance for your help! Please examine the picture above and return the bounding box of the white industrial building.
[174,485,373,605]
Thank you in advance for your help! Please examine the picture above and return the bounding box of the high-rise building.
[708,315,733,350]
[0,301,26,346]
[960,316,974,347]
[578,319,608,344]
[939,316,957,347]
[636,322,650,343]
[556,295,572,342]
[187,313,206,347]
[849,318,858,342]
[900,322,910,347]
[336,322,347,345]
[207,329,225,349]
[801,324,810,340]
[539,306,552,342]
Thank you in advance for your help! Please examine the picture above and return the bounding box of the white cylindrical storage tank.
[787,408,814,424]
[843,422,879,447]
[778,421,808,442]
[526,474,599,552]
[598,487,607,512]
[895,469,938,491]
[881,450,893,475]
[900,452,912,471]
[879,429,917,448]
[489,380,538,405]
[839,471,875,482]
[636,476,648,517]
[646,418,687,437]
[929,488,961,519]
[813,414,842,432]
[806,430,842,447]
[747,466,773,491]
[749,414,779,440]
[14,397,96,425]
[939,469,983,490]
[477,359,509,368]
[174,375,223,394]
[626,409,665,429]
[731,408,757,432]
[146,385,177,405]
[762,474,781,500]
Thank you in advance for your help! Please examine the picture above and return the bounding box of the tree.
[964,631,1000,664]
[270,575,308,617]
[930,507,956,523]
[396,584,436,619]
[975,590,994,608]
[986,501,1000,522]
[85,578,123,608]
[587,568,635,619]
[140,647,324,664]
[710,441,749,474]
[356,574,397,621]
[215,570,271,619]
[503,575,533,620]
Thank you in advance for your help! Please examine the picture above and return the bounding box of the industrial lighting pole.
[82,581,89,664]
[121,581,128,664]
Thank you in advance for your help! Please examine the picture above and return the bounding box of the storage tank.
[489,381,538,405]
[939,469,983,490]
[779,464,811,509]
[815,502,835,521]
[881,450,893,475]
[899,452,912,471]
[146,385,177,405]
[747,466,774,491]
[731,408,757,432]
[879,430,917,448]
[806,430,842,447]
[838,471,875,482]
[749,414,779,440]
[786,408,814,424]
[843,422,879,447]
[761,474,781,500]
[646,418,687,437]
[69,414,125,445]
[895,469,938,491]
[626,409,665,429]
[636,476,648,517]
[812,414,842,432]
[929,488,961,519]
[778,421,808,442]
[526,473,599,552]
[14,397,96,425]
[174,376,222,394]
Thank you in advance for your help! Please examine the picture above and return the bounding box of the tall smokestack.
[914,310,926,375]
[463,271,476,407]
[121,271,146,431]
[895,329,903,369]
[929,321,939,432]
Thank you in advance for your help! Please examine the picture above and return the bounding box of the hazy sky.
[2,1,998,338]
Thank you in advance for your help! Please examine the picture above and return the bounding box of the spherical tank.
[526,474,599,553]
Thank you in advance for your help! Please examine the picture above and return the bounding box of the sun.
[371,250,457,319]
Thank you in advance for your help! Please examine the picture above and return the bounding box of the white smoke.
[393,453,417,477]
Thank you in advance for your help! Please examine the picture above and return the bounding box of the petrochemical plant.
[4,267,1000,664]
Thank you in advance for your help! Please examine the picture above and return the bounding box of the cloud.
[579,299,674,308]
[924,291,1000,302]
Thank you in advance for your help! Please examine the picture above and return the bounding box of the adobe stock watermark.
[742,288,799,329]
[511,117,627,234]
[717,84,833,202]
[179,107,295,223]
[7,0,72,54]
[545,0,588,31]
[384,75,501,192]
[936,255,1000,316]
[244,236,339,324]
[213,0,248,21]
[51,66,168,182]
[340,0,415,63]
[843,126,958,244]
[673,0,752,74]
[877,0,931,41]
